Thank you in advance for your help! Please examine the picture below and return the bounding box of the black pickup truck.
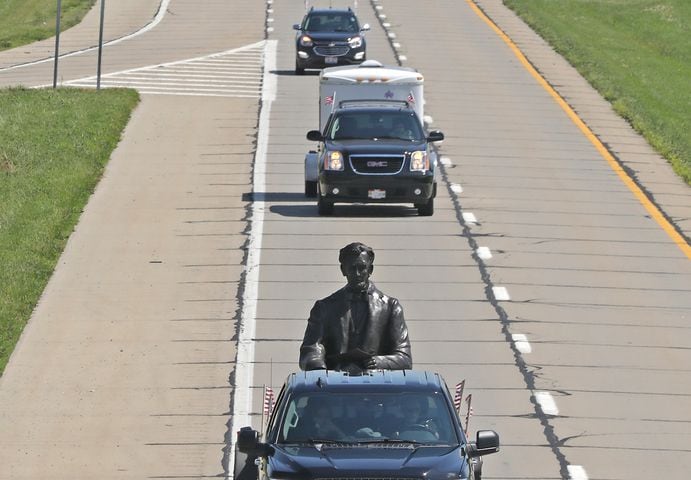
[234,370,499,480]
[306,101,444,216]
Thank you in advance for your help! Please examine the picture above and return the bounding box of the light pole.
[52,0,62,89]
[96,0,105,90]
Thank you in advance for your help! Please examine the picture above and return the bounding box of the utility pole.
[96,0,105,89]
[52,0,62,89]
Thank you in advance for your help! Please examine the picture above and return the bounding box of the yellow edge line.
[466,0,691,260]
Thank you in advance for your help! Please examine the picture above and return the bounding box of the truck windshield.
[278,391,459,445]
[329,112,424,141]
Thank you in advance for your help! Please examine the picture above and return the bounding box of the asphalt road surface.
[1,1,689,479]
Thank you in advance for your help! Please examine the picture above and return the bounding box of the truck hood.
[329,139,427,155]
[268,444,468,479]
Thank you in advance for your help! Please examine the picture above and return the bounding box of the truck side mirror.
[236,427,259,454]
[426,130,444,142]
[307,130,324,141]
[468,430,500,457]
[237,427,274,457]
[293,24,301,30]
[361,23,370,31]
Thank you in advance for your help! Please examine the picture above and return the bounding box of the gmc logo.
[367,161,388,167]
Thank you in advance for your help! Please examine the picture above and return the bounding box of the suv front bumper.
[318,172,435,204]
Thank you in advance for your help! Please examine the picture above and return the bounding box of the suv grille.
[350,155,405,175]
[314,45,350,56]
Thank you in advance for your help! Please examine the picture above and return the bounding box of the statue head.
[339,242,374,292]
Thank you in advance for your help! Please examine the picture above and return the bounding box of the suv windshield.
[278,392,458,445]
[304,12,360,33]
[328,112,424,141]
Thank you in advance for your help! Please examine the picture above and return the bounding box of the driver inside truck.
[391,118,414,140]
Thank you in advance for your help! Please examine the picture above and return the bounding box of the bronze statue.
[299,242,412,373]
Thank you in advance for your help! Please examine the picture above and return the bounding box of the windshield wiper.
[354,438,423,445]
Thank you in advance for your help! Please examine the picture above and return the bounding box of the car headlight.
[300,35,313,47]
[348,36,363,48]
[324,151,344,171]
[410,151,429,171]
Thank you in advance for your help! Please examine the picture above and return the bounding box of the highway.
[0,1,689,479]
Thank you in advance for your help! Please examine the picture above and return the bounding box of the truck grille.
[314,45,350,56]
[350,155,405,175]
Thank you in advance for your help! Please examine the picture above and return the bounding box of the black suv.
[234,370,500,480]
[293,7,369,75]
[307,101,444,216]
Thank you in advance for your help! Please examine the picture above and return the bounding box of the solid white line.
[227,39,276,478]
[462,212,477,224]
[450,183,462,193]
[1,0,172,73]
[567,465,589,480]
[476,246,492,260]
[535,391,559,415]
[92,74,261,84]
[493,286,510,301]
[512,334,532,353]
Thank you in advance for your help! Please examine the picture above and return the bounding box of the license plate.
[368,189,386,199]
[325,56,338,64]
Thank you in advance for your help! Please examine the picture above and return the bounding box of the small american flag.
[407,91,415,104]
[324,95,334,105]
[464,394,473,435]
[263,386,275,416]
[453,380,465,411]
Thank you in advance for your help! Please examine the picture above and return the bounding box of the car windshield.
[304,13,360,33]
[328,112,424,141]
[277,392,459,446]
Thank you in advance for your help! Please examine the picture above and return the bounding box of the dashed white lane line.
[492,286,510,301]
[58,41,265,97]
[476,246,492,260]
[512,334,532,353]
[423,115,433,125]
[535,391,559,415]
[450,183,462,193]
[1,0,172,73]
[440,156,452,166]
[462,212,477,224]
[226,39,277,476]
[399,55,407,62]
[567,465,589,480]
[388,32,397,38]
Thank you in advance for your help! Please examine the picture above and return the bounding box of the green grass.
[0,0,96,51]
[503,0,691,184]
[0,87,139,375]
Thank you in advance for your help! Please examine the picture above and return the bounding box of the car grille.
[349,155,405,175]
[314,45,350,56]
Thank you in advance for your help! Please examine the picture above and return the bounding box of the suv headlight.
[348,36,363,48]
[324,151,344,171]
[300,35,313,47]
[410,151,429,171]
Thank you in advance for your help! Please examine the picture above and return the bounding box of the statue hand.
[364,356,378,369]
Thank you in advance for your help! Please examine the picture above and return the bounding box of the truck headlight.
[348,36,363,48]
[300,35,313,47]
[410,151,429,171]
[324,151,344,171]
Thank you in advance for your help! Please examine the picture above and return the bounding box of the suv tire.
[318,194,334,216]
[295,60,305,75]
[416,197,434,216]
[305,180,317,197]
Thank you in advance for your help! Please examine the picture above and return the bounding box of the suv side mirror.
[426,130,444,142]
[361,23,370,31]
[293,24,301,30]
[307,130,324,141]
[468,430,500,457]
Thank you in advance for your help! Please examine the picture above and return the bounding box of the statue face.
[341,251,372,291]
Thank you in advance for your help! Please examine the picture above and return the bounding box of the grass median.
[0,0,96,51]
[0,87,139,375]
[503,0,691,185]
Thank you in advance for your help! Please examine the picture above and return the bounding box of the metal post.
[52,0,62,89]
[96,0,105,90]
